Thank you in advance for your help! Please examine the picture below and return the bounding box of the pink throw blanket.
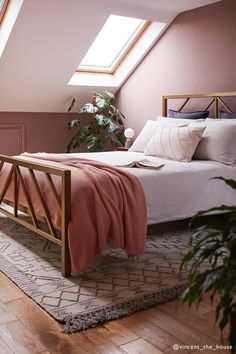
[1,153,147,273]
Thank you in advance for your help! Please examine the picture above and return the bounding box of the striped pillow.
[144,125,206,162]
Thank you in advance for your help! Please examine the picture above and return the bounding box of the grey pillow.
[193,121,236,165]
[220,111,236,119]
[168,109,209,119]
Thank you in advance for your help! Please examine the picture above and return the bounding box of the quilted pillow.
[144,125,206,162]
[220,111,236,119]
[168,109,209,119]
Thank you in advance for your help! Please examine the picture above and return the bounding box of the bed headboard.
[162,91,236,118]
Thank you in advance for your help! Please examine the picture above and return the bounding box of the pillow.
[219,111,236,119]
[168,109,209,119]
[129,119,187,153]
[194,121,236,165]
[144,125,206,162]
[128,120,158,152]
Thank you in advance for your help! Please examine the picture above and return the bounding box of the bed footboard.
[0,154,71,277]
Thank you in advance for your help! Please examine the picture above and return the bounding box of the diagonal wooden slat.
[204,98,215,111]
[0,165,14,204]
[15,166,39,228]
[218,97,233,113]
[0,161,4,173]
[0,207,62,246]
[177,98,190,112]
[45,173,61,213]
[29,169,57,239]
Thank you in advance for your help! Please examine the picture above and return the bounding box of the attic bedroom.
[0,0,236,353]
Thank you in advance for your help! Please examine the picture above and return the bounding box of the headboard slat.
[218,97,233,113]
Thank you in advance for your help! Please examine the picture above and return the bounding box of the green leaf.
[95,96,109,109]
[96,115,108,127]
[86,134,105,152]
[79,103,98,114]
[191,205,236,225]
[212,177,236,190]
[108,121,121,134]
[92,91,104,98]
[68,119,80,130]
[105,91,115,99]
[79,125,92,140]
[67,135,78,152]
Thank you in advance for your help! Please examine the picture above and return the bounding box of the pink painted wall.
[116,0,236,135]
[0,112,77,154]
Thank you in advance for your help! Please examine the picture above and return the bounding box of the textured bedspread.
[0,153,147,273]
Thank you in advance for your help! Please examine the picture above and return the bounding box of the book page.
[116,159,165,169]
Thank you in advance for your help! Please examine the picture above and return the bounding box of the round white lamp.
[124,128,135,149]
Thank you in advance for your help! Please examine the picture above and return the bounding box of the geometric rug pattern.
[0,216,192,333]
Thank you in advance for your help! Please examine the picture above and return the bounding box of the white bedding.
[70,151,236,224]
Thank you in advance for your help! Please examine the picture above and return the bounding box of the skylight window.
[0,0,10,25]
[78,15,149,74]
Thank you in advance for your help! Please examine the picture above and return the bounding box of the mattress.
[70,151,236,224]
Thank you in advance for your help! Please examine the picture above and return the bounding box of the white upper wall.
[0,0,221,112]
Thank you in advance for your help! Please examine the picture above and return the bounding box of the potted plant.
[67,91,125,152]
[180,177,236,353]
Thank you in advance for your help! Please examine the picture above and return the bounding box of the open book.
[116,159,165,169]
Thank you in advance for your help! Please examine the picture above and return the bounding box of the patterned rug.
[0,215,193,333]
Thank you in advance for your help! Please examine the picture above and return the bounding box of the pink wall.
[0,112,77,154]
[116,0,236,135]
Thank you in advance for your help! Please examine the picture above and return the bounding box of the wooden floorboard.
[0,271,231,354]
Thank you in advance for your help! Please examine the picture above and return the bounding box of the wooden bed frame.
[0,91,235,277]
[0,155,71,277]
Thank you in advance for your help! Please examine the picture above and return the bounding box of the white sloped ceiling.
[0,0,221,112]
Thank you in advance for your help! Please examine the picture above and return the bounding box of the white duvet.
[70,151,236,224]
[34,151,236,225]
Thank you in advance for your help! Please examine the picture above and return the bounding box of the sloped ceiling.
[0,0,221,112]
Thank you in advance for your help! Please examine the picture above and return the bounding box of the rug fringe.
[63,284,187,334]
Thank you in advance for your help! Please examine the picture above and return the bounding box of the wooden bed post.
[162,96,168,117]
[61,170,71,277]
[214,97,218,118]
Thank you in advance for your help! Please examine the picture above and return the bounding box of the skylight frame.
[77,17,151,75]
[0,0,10,25]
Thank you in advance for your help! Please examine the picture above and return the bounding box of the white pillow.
[129,120,158,152]
[194,120,236,165]
[144,125,206,162]
[129,119,187,153]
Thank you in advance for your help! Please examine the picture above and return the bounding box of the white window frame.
[69,21,167,88]
[77,18,151,75]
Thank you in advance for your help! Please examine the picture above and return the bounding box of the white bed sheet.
[69,151,236,224]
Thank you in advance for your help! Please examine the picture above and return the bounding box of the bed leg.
[62,241,71,277]
[61,170,71,277]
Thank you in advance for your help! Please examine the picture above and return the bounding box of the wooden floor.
[0,272,230,354]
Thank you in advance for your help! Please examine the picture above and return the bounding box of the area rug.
[0,216,193,333]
